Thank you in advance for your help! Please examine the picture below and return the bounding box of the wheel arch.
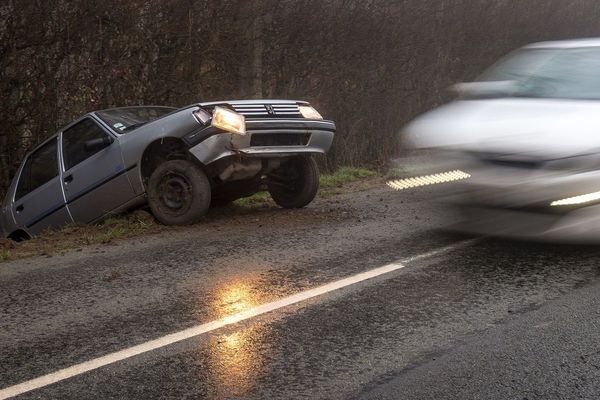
[8,229,31,242]
[139,137,198,186]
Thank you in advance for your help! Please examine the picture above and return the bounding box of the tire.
[267,156,320,208]
[147,160,211,225]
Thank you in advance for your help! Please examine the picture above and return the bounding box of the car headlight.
[211,106,246,135]
[299,105,323,120]
[550,191,600,207]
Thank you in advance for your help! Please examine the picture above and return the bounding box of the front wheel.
[147,159,211,225]
[267,156,320,208]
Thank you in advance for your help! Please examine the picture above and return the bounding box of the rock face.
[2,0,600,196]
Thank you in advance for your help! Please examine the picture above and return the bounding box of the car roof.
[93,105,177,113]
[198,99,308,107]
[524,37,600,49]
[21,106,178,156]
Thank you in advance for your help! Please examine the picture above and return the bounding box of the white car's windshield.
[476,47,600,100]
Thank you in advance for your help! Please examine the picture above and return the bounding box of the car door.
[61,117,135,223]
[12,137,72,235]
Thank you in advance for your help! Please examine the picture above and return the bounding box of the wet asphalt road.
[2,180,600,399]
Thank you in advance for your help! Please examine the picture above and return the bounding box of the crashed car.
[0,100,335,240]
[404,38,600,242]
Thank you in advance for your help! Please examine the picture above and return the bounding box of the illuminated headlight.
[299,105,323,120]
[550,191,600,207]
[211,106,246,135]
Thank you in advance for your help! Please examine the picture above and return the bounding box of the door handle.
[64,174,73,184]
[16,204,24,213]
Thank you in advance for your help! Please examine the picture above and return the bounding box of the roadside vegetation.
[234,167,377,206]
[0,167,378,263]
[0,212,160,264]
[4,1,598,194]
[320,167,377,187]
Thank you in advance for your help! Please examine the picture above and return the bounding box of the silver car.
[0,100,335,240]
[404,38,600,242]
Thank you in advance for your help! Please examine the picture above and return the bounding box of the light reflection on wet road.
[207,327,271,398]
[206,279,271,397]
[213,279,265,318]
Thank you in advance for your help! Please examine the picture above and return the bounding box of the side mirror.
[84,136,113,152]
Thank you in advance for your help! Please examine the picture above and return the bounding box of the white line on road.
[0,239,477,399]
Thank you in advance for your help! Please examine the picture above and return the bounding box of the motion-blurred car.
[404,38,600,242]
[0,100,335,240]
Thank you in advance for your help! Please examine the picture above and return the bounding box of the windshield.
[476,47,600,100]
[96,106,176,133]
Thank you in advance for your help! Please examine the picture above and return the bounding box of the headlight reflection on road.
[386,170,471,191]
[208,325,271,398]
[207,280,272,397]
[215,281,264,323]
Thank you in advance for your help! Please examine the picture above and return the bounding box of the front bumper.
[187,119,335,165]
[450,167,600,242]
[452,204,600,243]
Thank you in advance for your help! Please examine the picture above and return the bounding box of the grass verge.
[234,166,377,206]
[320,166,377,187]
[0,211,158,263]
[0,166,378,263]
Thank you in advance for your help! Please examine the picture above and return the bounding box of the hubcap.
[159,173,192,211]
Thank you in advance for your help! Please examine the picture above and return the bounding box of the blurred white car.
[404,38,600,242]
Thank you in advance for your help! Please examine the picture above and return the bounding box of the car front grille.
[230,102,303,119]
[250,133,311,147]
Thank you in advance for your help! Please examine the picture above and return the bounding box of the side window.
[15,138,59,201]
[62,118,112,171]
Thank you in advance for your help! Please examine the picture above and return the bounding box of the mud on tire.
[147,160,211,225]
[267,155,320,209]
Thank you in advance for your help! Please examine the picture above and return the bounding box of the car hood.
[404,98,600,159]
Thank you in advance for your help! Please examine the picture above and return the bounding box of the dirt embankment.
[0,175,385,264]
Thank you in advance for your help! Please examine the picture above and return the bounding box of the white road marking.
[0,239,477,399]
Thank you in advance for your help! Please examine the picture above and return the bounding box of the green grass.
[93,215,154,242]
[57,214,156,246]
[0,249,10,262]
[233,191,272,207]
[0,212,159,263]
[320,167,376,188]
[234,166,378,207]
